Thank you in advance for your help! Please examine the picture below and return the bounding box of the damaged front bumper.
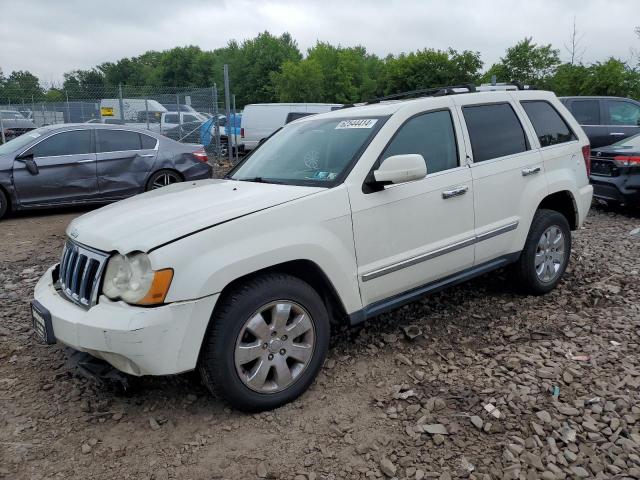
[33,265,218,376]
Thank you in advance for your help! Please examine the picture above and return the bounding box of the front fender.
[149,186,363,314]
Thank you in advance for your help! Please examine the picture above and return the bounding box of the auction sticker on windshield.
[335,119,378,129]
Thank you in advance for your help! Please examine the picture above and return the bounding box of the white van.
[100,99,167,122]
[241,103,342,150]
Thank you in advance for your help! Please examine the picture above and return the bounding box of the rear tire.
[513,209,571,295]
[145,169,183,191]
[0,189,9,220]
[199,273,330,412]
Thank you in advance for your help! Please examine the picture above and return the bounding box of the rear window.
[521,101,576,147]
[570,100,600,125]
[462,103,529,162]
[140,134,157,149]
[97,130,142,152]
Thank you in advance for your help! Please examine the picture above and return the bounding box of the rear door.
[95,129,158,198]
[565,98,609,148]
[13,129,98,206]
[455,96,547,265]
[604,99,640,145]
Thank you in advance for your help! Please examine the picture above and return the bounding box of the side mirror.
[16,153,39,175]
[373,154,427,185]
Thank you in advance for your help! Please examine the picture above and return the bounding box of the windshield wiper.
[237,177,285,184]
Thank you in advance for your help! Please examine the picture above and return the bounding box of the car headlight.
[102,252,173,305]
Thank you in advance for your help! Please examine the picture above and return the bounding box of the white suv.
[32,86,593,411]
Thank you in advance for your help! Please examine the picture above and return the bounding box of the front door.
[13,129,98,206]
[95,129,158,198]
[455,98,547,265]
[348,108,475,307]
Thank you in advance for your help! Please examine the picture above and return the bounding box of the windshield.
[230,116,385,186]
[0,130,42,155]
[612,132,640,149]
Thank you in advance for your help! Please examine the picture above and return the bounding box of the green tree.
[233,32,302,105]
[382,48,482,95]
[2,71,44,103]
[483,37,560,87]
[272,59,325,102]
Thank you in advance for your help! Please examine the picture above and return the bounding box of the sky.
[1,0,638,85]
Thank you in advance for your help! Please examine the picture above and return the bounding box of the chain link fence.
[0,84,242,165]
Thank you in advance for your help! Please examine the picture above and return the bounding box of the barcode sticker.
[335,119,378,129]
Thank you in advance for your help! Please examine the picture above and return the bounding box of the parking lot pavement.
[0,205,639,480]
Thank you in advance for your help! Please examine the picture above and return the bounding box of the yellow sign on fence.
[100,107,114,117]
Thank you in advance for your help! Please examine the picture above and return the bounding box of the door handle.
[442,185,468,199]
[76,159,94,163]
[610,132,625,136]
[136,153,155,158]
[522,166,541,177]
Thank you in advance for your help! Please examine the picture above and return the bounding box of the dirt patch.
[1,205,639,479]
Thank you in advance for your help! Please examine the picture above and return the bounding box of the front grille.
[59,240,109,308]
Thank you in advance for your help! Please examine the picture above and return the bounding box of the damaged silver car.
[0,124,212,219]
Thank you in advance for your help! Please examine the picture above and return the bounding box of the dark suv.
[560,96,640,148]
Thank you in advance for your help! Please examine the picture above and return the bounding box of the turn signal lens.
[138,269,174,305]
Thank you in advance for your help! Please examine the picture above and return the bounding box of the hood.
[68,179,324,253]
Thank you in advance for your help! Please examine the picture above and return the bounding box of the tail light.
[613,155,640,167]
[582,145,591,176]
[192,148,208,163]
[240,127,245,139]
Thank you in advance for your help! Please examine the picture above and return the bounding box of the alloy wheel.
[535,225,566,283]
[151,172,181,189]
[234,301,315,394]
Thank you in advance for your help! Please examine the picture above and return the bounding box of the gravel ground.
[1,203,639,480]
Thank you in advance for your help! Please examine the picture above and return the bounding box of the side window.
[521,101,577,147]
[462,103,529,162]
[164,114,178,124]
[380,110,459,174]
[140,134,157,149]
[570,100,600,125]
[183,114,198,123]
[32,130,92,157]
[606,101,640,126]
[97,130,142,153]
[286,112,313,124]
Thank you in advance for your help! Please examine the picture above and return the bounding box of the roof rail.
[366,84,477,104]
[478,81,537,91]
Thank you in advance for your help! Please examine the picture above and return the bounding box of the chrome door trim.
[361,221,519,282]
[442,185,469,199]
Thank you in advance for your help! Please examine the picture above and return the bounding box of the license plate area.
[31,300,56,345]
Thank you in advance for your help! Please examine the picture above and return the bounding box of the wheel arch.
[215,259,349,325]
[536,190,578,230]
[0,183,13,215]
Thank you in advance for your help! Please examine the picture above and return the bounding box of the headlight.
[102,252,173,305]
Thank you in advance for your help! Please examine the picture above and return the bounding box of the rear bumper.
[590,174,640,205]
[33,266,218,376]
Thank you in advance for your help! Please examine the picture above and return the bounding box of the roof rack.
[366,84,477,104]
[365,81,536,104]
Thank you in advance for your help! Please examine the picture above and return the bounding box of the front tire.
[513,209,571,295]
[0,189,8,220]
[199,273,330,412]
